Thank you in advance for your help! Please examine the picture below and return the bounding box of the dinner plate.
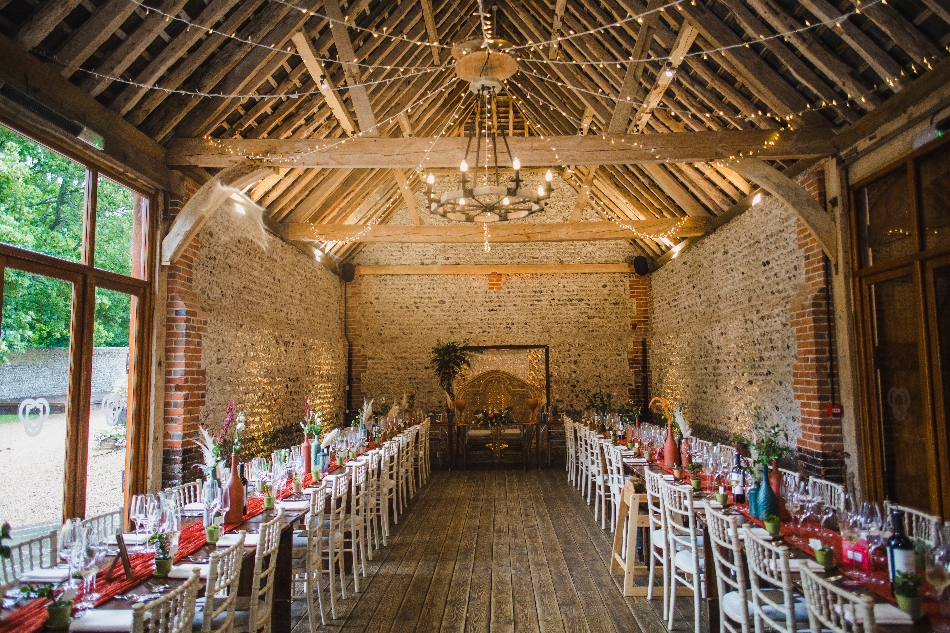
[19,567,69,583]
[68,609,134,632]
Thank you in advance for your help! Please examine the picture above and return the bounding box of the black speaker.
[339,262,356,282]
[633,255,650,276]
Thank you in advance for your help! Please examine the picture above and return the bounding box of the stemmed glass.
[75,524,107,610]
[861,502,886,587]
[58,519,83,587]
[926,526,950,632]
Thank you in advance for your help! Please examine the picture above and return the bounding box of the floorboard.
[294,466,701,632]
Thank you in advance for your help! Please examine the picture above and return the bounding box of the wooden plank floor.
[293,468,702,632]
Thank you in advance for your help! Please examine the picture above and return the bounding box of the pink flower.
[222,400,235,436]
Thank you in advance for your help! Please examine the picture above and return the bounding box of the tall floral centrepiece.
[194,400,246,523]
[473,406,516,462]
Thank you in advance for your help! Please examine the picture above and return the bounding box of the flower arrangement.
[148,531,173,559]
[584,389,613,416]
[373,396,391,417]
[618,400,642,425]
[472,407,516,428]
[429,340,476,400]
[301,395,323,441]
[750,421,789,465]
[194,400,246,480]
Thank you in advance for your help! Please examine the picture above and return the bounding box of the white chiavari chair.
[82,509,123,539]
[716,444,737,467]
[576,428,590,499]
[743,526,810,633]
[344,459,368,592]
[404,428,418,501]
[0,529,58,589]
[704,502,751,633]
[395,433,412,514]
[779,468,800,497]
[661,479,705,632]
[364,449,383,554]
[229,509,283,633]
[193,531,245,633]
[292,482,328,625]
[799,564,876,633]
[131,567,201,633]
[690,438,712,458]
[884,500,942,546]
[809,476,845,511]
[585,430,598,505]
[382,441,399,530]
[167,479,203,512]
[565,421,577,487]
[592,440,611,529]
[325,472,350,606]
[603,444,626,532]
[643,468,671,620]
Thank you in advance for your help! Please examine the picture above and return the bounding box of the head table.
[616,449,948,633]
[0,448,367,633]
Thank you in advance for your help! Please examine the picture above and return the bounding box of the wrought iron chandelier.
[425,42,553,223]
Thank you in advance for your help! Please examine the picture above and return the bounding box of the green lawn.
[0,414,21,424]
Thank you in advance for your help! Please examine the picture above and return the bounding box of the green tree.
[0,126,134,362]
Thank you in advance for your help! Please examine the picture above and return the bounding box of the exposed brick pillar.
[487,273,503,291]
[345,279,366,412]
[628,274,652,407]
[791,170,844,482]
[162,190,208,488]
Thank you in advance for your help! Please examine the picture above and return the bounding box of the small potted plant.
[673,464,685,480]
[30,585,75,630]
[688,463,702,491]
[205,523,220,544]
[893,571,923,620]
[814,544,835,570]
[764,514,782,538]
[292,475,303,495]
[261,482,275,510]
[149,532,174,577]
[713,488,730,508]
[643,447,653,463]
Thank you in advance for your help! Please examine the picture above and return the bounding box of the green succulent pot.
[690,477,702,492]
[45,602,73,630]
[153,557,173,577]
[895,594,923,621]
[713,492,730,508]
[263,495,275,509]
[765,517,783,538]
[814,547,836,571]
[205,525,220,544]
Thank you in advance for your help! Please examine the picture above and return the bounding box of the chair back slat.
[198,531,245,633]
[799,564,876,633]
[884,500,941,546]
[743,526,799,633]
[248,509,284,632]
[132,568,201,633]
[704,503,750,633]
[809,476,845,511]
[0,530,58,589]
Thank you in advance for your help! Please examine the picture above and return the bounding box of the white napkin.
[788,558,825,573]
[19,567,69,583]
[181,502,204,512]
[215,533,258,548]
[662,474,675,481]
[872,602,914,625]
[278,500,309,511]
[167,563,208,579]
[69,609,134,631]
[110,534,148,546]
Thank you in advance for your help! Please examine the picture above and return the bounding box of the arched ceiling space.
[2,0,948,265]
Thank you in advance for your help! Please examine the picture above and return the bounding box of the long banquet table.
[0,462,359,633]
[620,456,946,633]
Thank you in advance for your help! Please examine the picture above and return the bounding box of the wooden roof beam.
[607,0,664,135]
[631,23,698,132]
[167,129,835,168]
[421,0,441,64]
[287,219,711,243]
[292,32,356,136]
[548,0,568,59]
[324,0,379,137]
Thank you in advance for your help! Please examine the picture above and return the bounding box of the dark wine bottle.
[729,453,746,504]
[238,463,248,514]
[887,509,916,583]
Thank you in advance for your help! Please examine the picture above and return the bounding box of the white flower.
[321,428,339,449]
[236,422,246,432]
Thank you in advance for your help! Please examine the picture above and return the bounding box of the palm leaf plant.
[429,340,476,401]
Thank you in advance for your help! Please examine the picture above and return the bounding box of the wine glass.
[862,502,886,586]
[75,524,107,609]
[58,519,83,587]
[129,495,147,535]
[926,526,950,632]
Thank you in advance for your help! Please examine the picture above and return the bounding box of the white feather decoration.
[673,402,692,438]
[362,398,374,427]
[387,404,400,421]
[321,428,339,449]
[195,426,217,471]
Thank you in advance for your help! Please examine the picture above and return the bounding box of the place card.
[808,538,823,551]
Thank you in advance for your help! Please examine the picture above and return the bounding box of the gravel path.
[0,412,126,531]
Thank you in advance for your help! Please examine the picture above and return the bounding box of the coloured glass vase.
[756,462,779,519]
[663,422,680,468]
[223,453,245,524]
[301,435,312,477]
